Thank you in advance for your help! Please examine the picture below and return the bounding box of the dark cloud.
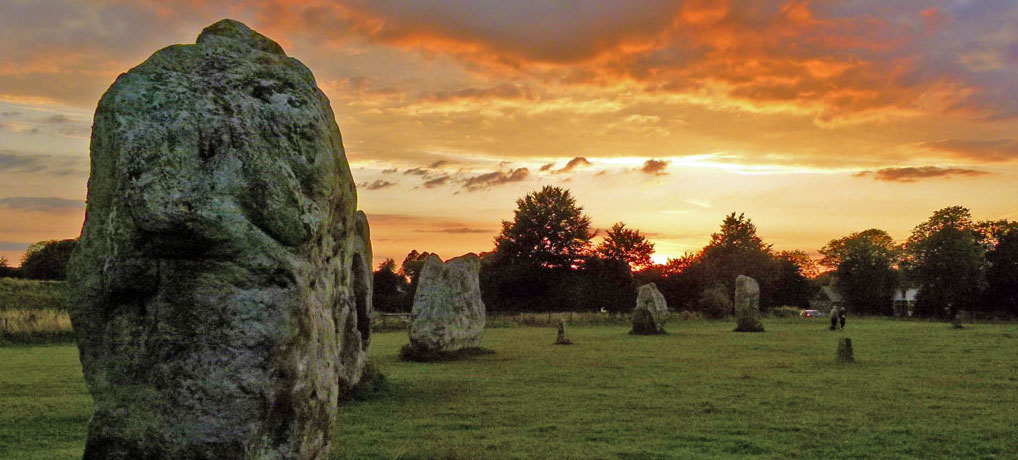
[360,179,397,190]
[921,139,1018,162]
[0,196,84,213]
[640,159,669,175]
[463,167,529,191]
[404,167,429,176]
[1,111,20,117]
[539,163,554,171]
[423,175,452,188]
[554,156,591,173]
[429,160,451,168]
[854,166,990,182]
[382,168,399,174]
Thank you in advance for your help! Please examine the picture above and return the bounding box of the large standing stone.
[734,275,764,332]
[66,19,372,460]
[406,254,486,356]
[631,283,668,334]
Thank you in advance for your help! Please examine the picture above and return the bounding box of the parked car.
[801,309,825,318]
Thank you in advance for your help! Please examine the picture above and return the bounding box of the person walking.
[838,306,847,330]
[829,306,839,331]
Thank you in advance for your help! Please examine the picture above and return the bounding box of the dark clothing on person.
[839,314,846,329]
[830,315,838,331]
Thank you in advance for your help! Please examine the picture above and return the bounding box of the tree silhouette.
[595,222,655,270]
[820,229,899,315]
[903,207,986,318]
[20,239,78,280]
[494,186,593,269]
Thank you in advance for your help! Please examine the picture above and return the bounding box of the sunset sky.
[2,1,1018,267]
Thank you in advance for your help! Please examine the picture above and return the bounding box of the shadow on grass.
[398,345,495,363]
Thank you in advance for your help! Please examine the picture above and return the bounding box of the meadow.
[2,318,1017,459]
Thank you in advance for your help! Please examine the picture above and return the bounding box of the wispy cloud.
[360,179,397,190]
[423,175,452,188]
[553,156,591,174]
[462,167,529,191]
[854,166,989,182]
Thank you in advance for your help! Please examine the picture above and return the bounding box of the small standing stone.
[836,337,855,362]
[631,283,668,335]
[734,275,764,332]
[952,310,967,329]
[555,320,572,345]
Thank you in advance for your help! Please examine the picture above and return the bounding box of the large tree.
[595,222,655,270]
[985,227,1018,316]
[819,229,899,315]
[903,207,986,318]
[770,250,819,309]
[688,212,776,301]
[373,258,412,312]
[493,186,594,269]
[20,238,78,280]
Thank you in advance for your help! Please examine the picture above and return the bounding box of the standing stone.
[66,19,372,460]
[631,283,668,335]
[734,275,764,332]
[405,254,486,357]
[836,338,855,362]
[555,319,572,345]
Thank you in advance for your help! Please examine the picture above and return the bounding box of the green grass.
[2,318,1018,459]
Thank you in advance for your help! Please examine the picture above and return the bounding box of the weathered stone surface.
[734,275,764,332]
[836,337,855,362]
[555,319,572,345]
[407,254,486,354]
[66,19,371,460]
[631,283,668,334]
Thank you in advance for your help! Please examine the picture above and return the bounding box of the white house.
[892,287,919,317]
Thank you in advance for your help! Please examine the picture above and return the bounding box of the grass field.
[2,318,1017,459]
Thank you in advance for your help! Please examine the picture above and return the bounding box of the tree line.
[374,187,1018,319]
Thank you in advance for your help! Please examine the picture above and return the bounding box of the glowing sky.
[2,1,1018,267]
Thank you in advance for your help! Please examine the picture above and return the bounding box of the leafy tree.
[373,258,412,312]
[685,213,777,307]
[903,207,986,318]
[770,250,819,308]
[494,186,594,269]
[819,229,899,315]
[985,227,1018,316]
[595,222,655,270]
[20,239,78,280]
[400,250,436,294]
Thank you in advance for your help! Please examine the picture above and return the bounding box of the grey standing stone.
[406,254,486,355]
[66,19,371,460]
[631,283,668,334]
[734,275,764,332]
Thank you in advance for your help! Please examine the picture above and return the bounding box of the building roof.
[812,286,844,303]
